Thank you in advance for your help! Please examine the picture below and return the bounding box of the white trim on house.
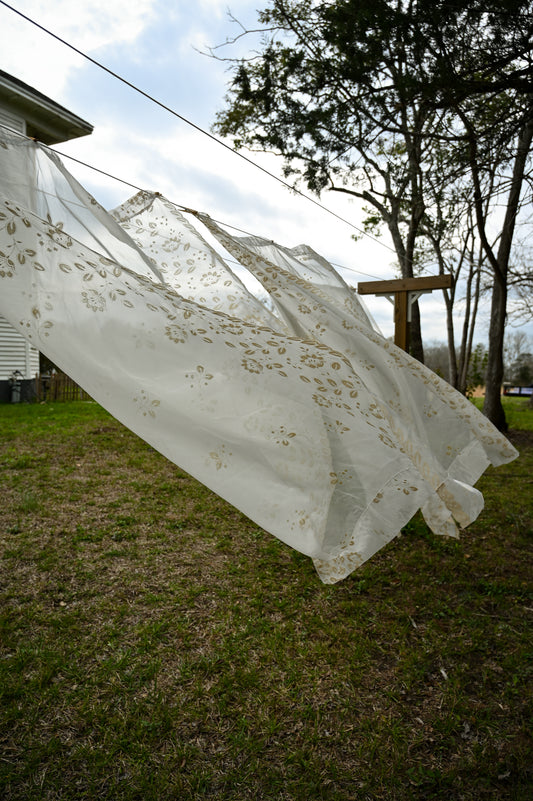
[0,70,92,144]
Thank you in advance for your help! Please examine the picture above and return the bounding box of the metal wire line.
[0,122,385,281]
[0,0,398,261]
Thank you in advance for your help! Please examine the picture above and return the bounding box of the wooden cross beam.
[357,275,453,352]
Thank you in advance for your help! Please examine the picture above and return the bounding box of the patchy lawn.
[0,400,531,800]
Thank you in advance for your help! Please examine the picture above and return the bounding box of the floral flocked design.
[207,444,233,471]
[0,134,519,584]
[133,388,161,419]
[81,289,106,312]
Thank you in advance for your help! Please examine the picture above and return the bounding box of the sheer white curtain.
[0,134,517,582]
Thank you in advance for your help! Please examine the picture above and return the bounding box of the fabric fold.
[0,133,518,583]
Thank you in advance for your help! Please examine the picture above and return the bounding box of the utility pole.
[358,275,453,352]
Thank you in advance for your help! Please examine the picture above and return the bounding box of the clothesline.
[0,132,518,582]
[0,123,386,283]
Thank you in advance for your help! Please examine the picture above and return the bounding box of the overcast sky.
[1,0,526,343]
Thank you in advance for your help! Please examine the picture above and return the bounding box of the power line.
[0,0,398,258]
[0,123,385,281]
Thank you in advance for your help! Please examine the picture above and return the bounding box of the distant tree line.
[425,332,533,392]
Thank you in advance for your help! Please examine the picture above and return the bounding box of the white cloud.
[1,0,156,96]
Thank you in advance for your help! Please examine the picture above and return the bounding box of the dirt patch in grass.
[507,428,533,448]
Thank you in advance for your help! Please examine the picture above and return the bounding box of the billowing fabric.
[0,134,518,583]
[111,192,281,329]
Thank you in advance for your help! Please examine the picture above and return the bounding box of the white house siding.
[0,107,40,392]
[0,106,25,135]
[0,315,39,380]
[0,74,92,401]
[0,107,37,385]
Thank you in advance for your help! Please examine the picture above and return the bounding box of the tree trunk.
[482,115,533,430]
[443,289,458,388]
[458,265,481,396]
[409,302,424,363]
[483,278,507,431]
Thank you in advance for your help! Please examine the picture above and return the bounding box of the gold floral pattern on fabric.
[111,191,282,329]
[0,133,519,584]
[133,389,161,418]
[207,444,233,471]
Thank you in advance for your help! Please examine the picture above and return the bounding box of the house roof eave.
[0,70,93,144]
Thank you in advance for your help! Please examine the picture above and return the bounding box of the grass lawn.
[0,397,532,800]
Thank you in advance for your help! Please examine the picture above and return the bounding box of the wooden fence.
[35,373,92,402]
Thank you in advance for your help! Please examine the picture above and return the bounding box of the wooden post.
[394,291,409,351]
[358,275,453,352]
